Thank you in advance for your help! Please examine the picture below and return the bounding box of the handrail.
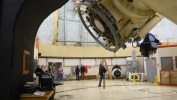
[161,66,174,75]
[160,70,177,86]
[161,58,177,75]
[161,58,176,71]
[160,70,170,85]
[165,63,176,71]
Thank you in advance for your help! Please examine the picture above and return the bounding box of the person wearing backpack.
[75,65,80,81]
[98,64,107,87]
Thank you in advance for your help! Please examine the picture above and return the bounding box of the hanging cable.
[114,52,118,64]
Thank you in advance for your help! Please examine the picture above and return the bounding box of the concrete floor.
[54,79,177,100]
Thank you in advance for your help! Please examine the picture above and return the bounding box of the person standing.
[75,65,80,81]
[98,64,107,87]
[80,64,85,80]
[35,65,44,86]
[58,65,63,81]
[41,65,46,73]
[48,63,54,75]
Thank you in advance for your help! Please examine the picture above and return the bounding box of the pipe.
[138,14,164,38]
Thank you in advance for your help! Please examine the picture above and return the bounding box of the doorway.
[48,62,62,81]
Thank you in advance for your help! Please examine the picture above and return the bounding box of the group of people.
[35,63,108,87]
[75,64,107,87]
[75,64,85,81]
[35,64,64,85]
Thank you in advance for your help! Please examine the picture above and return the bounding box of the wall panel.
[96,59,103,65]
[112,58,126,65]
[39,58,47,66]
[47,58,63,65]
[50,45,68,57]
[81,59,95,65]
[105,59,112,65]
[83,47,99,57]
[34,47,38,60]
[67,46,84,57]
[64,59,80,66]
[39,44,142,57]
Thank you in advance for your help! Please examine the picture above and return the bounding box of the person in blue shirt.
[35,65,44,86]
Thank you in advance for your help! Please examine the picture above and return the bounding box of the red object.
[85,66,88,73]
[152,60,155,66]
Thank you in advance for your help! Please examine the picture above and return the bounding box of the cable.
[56,94,74,100]
[54,79,177,100]
[55,79,177,95]
[121,94,177,100]
[121,79,177,94]
[121,79,140,92]
[55,84,137,93]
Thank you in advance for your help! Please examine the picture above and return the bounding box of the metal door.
[161,57,173,71]
[146,57,157,82]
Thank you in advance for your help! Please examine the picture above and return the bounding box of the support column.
[53,10,59,45]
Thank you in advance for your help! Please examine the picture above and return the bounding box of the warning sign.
[152,60,155,66]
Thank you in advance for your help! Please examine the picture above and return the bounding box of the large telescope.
[77,0,163,54]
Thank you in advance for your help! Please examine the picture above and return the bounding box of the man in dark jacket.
[80,64,85,80]
[35,65,45,86]
[75,65,80,81]
[98,64,107,87]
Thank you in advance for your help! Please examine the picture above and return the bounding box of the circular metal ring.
[77,1,120,52]
[112,68,122,79]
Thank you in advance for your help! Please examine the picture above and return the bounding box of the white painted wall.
[156,47,177,82]
[144,47,177,82]
[39,58,47,66]
[64,59,80,66]
[96,59,103,65]
[47,58,63,65]
[81,59,95,65]
[34,47,38,60]
[112,58,127,65]
[38,57,144,79]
